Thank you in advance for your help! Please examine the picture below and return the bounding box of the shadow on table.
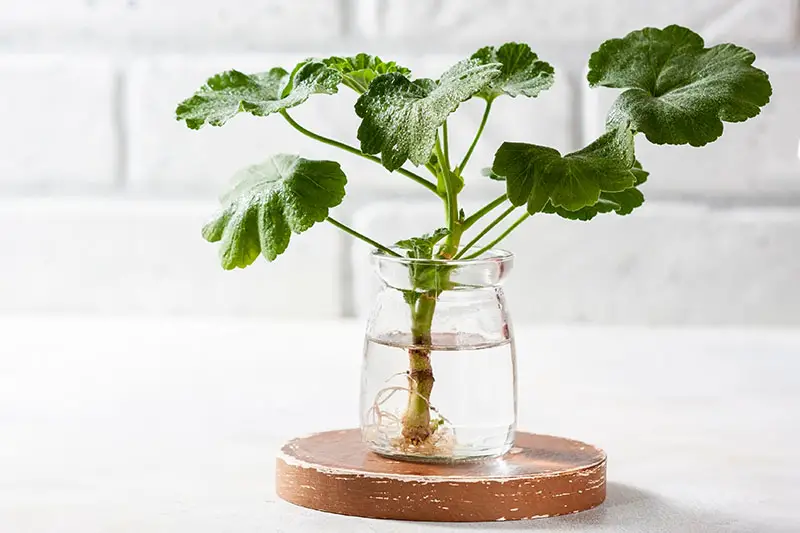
[426,482,790,532]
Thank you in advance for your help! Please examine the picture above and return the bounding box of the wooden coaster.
[276,429,606,522]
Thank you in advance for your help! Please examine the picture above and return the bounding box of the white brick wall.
[0,199,341,317]
[365,0,797,45]
[0,1,342,51]
[0,0,798,324]
[0,56,116,191]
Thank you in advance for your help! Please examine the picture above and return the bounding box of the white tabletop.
[1,317,798,532]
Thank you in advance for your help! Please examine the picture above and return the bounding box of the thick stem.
[402,203,515,444]
[280,110,440,196]
[400,135,463,446]
[402,293,437,444]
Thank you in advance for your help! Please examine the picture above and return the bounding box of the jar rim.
[371,248,514,267]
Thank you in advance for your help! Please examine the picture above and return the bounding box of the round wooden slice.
[276,429,606,522]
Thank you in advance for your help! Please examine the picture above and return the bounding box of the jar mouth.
[371,248,514,267]
[371,248,514,290]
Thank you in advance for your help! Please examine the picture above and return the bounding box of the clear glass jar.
[360,249,517,463]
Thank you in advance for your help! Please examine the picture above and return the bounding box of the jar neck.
[371,249,514,292]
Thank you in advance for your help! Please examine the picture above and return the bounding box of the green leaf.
[630,159,649,185]
[436,169,465,196]
[406,262,454,294]
[323,54,410,94]
[493,125,638,213]
[176,61,341,130]
[203,154,347,269]
[395,228,450,260]
[395,228,452,297]
[588,25,771,146]
[542,160,648,221]
[471,42,555,101]
[402,290,421,306]
[355,59,501,171]
[543,187,644,220]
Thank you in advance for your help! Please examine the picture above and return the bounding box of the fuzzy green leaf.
[323,54,410,94]
[355,59,501,171]
[202,154,346,269]
[395,228,450,260]
[395,228,451,301]
[493,125,639,213]
[588,25,771,146]
[471,42,554,101]
[176,61,341,129]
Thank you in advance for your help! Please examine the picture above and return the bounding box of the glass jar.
[360,249,517,463]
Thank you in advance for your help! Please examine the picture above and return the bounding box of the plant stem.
[400,131,464,447]
[403,292,437,444]
[280,110,439,196]
[458,100,492,174]
[326,217,401,257]
[435,137,461,258]
[454,205,517,260]
[425,162,439,179]
[442,121,451,169]
[461,193,508,231]
[462,212,531,260]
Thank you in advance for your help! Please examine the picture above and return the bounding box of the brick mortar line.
[338,215,356,318]
[0,43,796,59]
[112,67,128,189]
[2,189,800,210]
[375,0,388,35]
[340,0,353,39]
[568,69,585,151]
[701,0,759,42]
[795,0,800,42]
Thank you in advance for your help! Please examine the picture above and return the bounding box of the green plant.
[176,26,771,449]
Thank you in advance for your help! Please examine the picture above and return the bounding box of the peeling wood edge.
[276,430,607,522]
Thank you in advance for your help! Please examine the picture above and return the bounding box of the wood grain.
[276,429,606,522]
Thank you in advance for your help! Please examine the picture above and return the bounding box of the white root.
[363,372,454,456]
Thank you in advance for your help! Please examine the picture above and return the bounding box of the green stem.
[458,100,492,174]
[435,138,460,258]
[462,212,531,260]
[442,121,451,169]
[280,110,439,196]
[326,217,401,257]
[454,205,517,260]
[425,162,439,179]
[461,193,508,231]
